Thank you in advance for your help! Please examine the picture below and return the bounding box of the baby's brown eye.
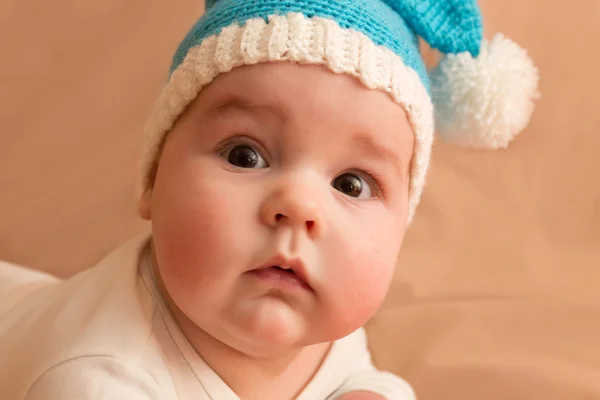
[332,173,371,198]
[226,145,267,169]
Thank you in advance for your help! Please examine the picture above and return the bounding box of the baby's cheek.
[344,261,392,314]
[321,256,394,339]
[322,219,402,336]
[154,189,234,299]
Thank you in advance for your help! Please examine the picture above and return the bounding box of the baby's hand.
[335,391,387,400]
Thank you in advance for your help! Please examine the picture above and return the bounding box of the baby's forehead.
[195,63,411,128]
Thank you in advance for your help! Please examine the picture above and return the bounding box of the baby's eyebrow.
[351,132,405,179]
[209,97,254,116]
[206,95,282,121]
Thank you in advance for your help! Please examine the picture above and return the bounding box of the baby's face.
[141,63,414,357]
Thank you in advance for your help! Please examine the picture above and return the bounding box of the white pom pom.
[430,33,540,149]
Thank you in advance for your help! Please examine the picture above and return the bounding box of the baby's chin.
[214,296,365,359]
[177,291,367,358]
[219,296,314,357]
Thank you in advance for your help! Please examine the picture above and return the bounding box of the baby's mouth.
[271,265,294,275]
[248,256,313,292]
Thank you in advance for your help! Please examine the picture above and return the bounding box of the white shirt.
[0,233,415,400]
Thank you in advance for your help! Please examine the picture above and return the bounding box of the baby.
[0,0,538,399]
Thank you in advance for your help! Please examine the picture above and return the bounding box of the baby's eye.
[332,173,374,199]
[222,145,268,169]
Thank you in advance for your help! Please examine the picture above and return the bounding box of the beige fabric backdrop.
[1,0,599,399]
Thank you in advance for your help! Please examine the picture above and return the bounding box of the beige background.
[1,0,599,398]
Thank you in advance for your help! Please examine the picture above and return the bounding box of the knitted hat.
[143,0,539,222]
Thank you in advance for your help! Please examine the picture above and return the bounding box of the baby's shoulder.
[25,356,164,400]
[0,236,160,399]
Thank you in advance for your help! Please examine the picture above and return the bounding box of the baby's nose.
[260,174,326,237]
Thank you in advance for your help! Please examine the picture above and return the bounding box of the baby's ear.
[137,188,153,221]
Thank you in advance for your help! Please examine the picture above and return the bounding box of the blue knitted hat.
[143,0,539,221]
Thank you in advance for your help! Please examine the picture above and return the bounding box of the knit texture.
[171,0,430,92]
[384,0,483,56]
